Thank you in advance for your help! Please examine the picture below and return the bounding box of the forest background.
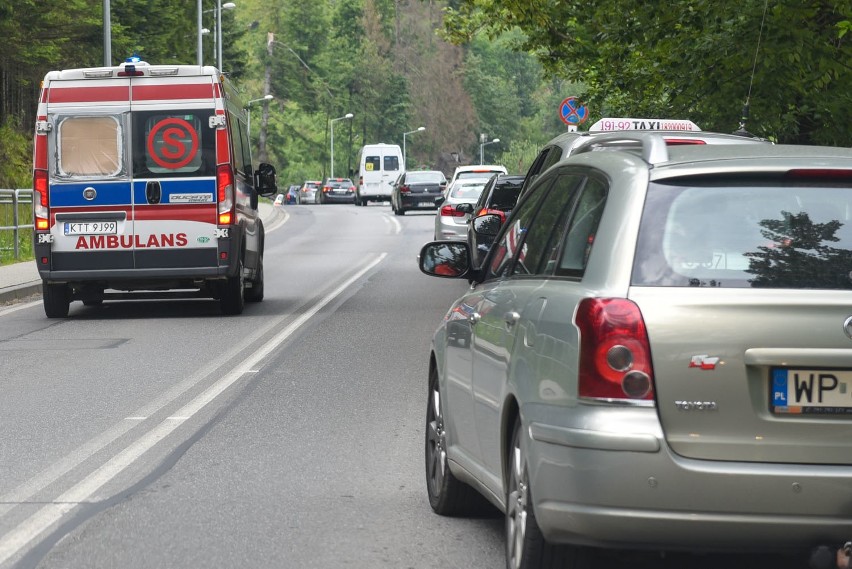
[0,0,849,189]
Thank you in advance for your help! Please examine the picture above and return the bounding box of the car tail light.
[400,185,410,194]
[33,169,49,230]
[440,205,466,217]
[576,298,655,402]
[217,164,234,225]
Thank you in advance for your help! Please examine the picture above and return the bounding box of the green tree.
[442,0,852,145]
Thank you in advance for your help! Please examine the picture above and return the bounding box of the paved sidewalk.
[0,202,283,305]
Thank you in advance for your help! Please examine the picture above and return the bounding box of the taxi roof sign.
[589,118,701,132]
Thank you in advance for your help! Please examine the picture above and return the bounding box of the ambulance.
[32,57,277,317]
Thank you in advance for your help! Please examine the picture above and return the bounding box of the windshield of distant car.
[325,179,353,188]
[450,182,487,199]
[406,171,444,184]
[633,179,852,288]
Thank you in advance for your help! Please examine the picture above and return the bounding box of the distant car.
[391,170,447,215]
[300,180,322,204]
[459,174,524,267]
[286,185,300,204]
[419,136,852,567]
[446,164,507,191]
[517,117,771,200]
[433,179,488,241]
[273,194,285,206]
[317,178,355,204]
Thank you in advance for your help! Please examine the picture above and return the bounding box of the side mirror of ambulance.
[255,163,278,196]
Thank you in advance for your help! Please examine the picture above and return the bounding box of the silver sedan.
[433,179,490,241]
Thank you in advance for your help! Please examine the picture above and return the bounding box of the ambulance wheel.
[220,260,245,315]
[43,282,70,318]
[245,257,264,303]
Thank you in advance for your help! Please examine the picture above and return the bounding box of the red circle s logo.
[147,117,199,169]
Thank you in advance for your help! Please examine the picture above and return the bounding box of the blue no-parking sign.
[559,97,588,126]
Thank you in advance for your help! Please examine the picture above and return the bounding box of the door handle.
[145,180,161,204]
[504,311,520,326]
[469,312,481,324]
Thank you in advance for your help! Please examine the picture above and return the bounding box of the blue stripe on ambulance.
[132,178,216,204]
[49,181,132,207]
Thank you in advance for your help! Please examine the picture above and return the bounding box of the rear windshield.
[406,171,444,184]
[458,171,499,180]
[633,179,852,289]
[326,179,353,188]
[488,181,523,210]
[133,110,216,178]
[451,182,487,200]
[384,156,400,171]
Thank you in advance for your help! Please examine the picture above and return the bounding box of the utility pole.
[259,32,273,163]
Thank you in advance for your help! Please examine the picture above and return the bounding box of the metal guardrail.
[0,189,34,260]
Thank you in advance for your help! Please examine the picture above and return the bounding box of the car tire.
[506,420,591,569]
[245,256,264,303]
[43,281,70,318]
[425,366,493,516]
[397,208,406,216]
[220,259,245,315]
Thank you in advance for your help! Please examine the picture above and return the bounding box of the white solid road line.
[383,213,402,235]
[0,252,387,567]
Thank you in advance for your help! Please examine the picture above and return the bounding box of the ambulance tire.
[245,256,264,303]
[43,281,70,318]
[220,260,246,315]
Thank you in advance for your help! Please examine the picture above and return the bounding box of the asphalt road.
[0,204,808,569]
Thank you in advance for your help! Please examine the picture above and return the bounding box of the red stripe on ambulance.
[132,83,216,101]
[47,85,130,104]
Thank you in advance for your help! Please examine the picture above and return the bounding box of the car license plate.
[770,368,852,415]
[419,201,433,208]
[64,221,118,235]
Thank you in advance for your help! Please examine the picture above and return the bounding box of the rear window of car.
[488,181,524,210]
[326,179,353,188]
[458,171,500,180]
[407,171,444,184]
[633,179,852,289]
[451,182,487,199]
[384,156,400,171]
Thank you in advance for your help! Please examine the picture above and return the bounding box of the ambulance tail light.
[33,170,50,230]
[217,164,235,225]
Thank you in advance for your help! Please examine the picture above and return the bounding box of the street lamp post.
[246,94,274,142]
[402,126,426,169]
[197,1,235,68]
[330,113,353,178]
[479,137,500,165]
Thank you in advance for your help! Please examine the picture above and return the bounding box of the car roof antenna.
[733,0,770,138]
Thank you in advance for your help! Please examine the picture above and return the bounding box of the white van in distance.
[354,143,403,206]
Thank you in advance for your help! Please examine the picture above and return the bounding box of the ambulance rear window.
[57,116,122,177]
[133,111,215,178]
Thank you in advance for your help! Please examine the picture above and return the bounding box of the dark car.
[317,177,355,204]
[458,174,524,266]
[391,170,447,215]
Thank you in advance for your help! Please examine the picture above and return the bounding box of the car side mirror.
[254,163,277,196]
[472,214,502,237]
[456,203,474,215]
[418,241,471,279]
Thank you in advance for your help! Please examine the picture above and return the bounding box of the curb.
[0,281,42,305]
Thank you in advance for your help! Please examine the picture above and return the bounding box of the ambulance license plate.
[64,221,118,236]
[770,368,852,415]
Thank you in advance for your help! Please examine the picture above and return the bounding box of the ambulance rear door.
[128,74,220,271]
[44,76,135,272]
